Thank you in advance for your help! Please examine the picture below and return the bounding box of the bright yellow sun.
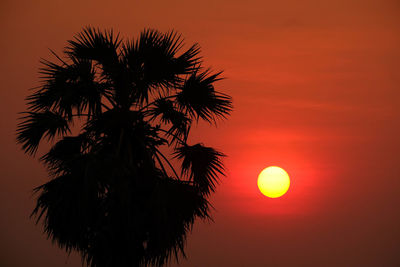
[257,166,290,198]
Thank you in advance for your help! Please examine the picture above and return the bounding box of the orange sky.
[1,0,400,266]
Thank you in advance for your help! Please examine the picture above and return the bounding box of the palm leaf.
[66,27,121,64]
[122,29,201,104]
[17,111,70,154]
[147,98,191,141]
[174,144,225,195]
[66,27,122,85]
[27,58,105,118]
[40,135,88,174]
[176,69,232,123]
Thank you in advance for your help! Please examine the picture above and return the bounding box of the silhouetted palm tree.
[17,27,232,267]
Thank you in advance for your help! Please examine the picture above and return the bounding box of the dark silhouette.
[17,27,232,267]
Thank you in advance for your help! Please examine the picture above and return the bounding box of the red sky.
[1,0,400,266]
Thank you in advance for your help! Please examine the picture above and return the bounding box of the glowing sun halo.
[257,166,290,198]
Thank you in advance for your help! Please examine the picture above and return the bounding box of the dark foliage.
[17,27,232,267]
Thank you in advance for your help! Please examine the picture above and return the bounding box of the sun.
[257,166,290,198]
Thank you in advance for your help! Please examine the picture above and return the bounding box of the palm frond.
[176,69,232,123]
[17,111,70,155]
[66,27,122,82]
[174,144,225,195]
[147,98,191,141]
[66,26,121,62]
[40,135,88,174]
[122,29,201,104]
[28,58,105,118]
[174,43,201,74]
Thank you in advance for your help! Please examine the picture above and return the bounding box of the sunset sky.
[1,0,400,266]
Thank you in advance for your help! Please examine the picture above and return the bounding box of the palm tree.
[17,27,232,267]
